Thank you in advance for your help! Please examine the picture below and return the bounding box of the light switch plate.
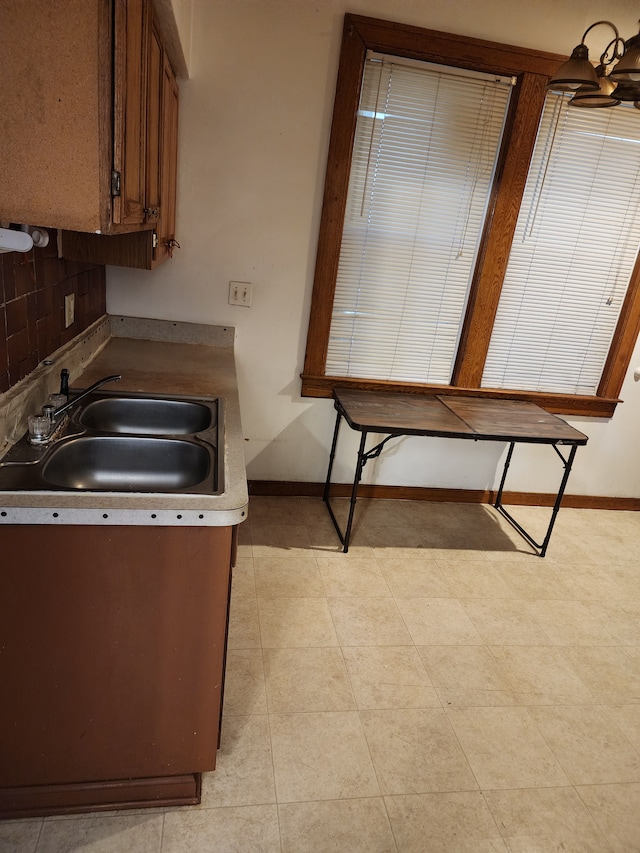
[64,293,75,327]
[228,281,253,307]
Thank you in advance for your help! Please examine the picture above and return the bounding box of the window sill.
[300,374,619,419]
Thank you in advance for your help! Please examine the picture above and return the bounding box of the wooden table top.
[333,389,589,446]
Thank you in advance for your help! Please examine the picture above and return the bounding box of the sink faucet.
[48,374,122,419]
[29,374,122,446]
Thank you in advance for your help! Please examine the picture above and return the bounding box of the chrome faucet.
[29,374,122,446]
[49,374,122,419]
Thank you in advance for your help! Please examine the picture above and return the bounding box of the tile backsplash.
[0,230,106,393]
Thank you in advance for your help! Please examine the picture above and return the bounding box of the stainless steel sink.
[42,436,213,492]
[0,390,223,495]
[79,397,213,435]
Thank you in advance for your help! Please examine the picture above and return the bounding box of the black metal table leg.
[341,430,368,552]
[323,405,369,552]
[323,407,343,504]
[494,442,579,557]
[539,443,578,557]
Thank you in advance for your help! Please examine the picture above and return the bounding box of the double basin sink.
[0,391,223,495]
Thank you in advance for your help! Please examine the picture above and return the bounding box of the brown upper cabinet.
[0,0,179,268]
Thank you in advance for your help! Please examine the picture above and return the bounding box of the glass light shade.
[548,44,600,91]
[609,35,640,81]
[569,67,620,107]
[611,81,640,102]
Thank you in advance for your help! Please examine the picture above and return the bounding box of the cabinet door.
[152,52,179,266]
[0,525,233,792]
[145,19,163,226]
[112,0,149,227]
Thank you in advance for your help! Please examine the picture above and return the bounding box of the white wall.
[107,0,640,498]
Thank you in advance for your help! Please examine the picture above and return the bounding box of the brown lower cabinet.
[0,524,234,818]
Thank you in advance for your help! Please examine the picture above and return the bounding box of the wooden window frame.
[301,14,640,417]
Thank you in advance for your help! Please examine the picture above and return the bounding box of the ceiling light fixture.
[548,20,640,108]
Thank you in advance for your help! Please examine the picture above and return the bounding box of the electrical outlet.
[228,281,253,307]
[64,293,75,328]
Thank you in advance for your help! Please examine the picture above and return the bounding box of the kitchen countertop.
[0,318,248,527]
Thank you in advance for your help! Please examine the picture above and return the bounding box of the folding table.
[323,389,589,557]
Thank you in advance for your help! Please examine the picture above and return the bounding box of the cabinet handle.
[144,207,160,218]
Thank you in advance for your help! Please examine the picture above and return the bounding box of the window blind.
[325,54,513,383]
[482,94,640,395]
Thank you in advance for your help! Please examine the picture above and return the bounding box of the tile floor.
[2,496,640,852]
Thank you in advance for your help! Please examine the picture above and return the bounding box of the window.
[483,94,640,396]
[301,15,640,417]
[327,56,513,384]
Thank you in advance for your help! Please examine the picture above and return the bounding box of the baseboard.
[247,480,640,511]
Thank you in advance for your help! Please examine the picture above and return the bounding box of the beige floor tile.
[342,646,440,710]
[543,533,597,564]
[257,598,338,648]
[529,600,621,646]
[446,706,569,789]
[600,563,640,601]
[297,496,333,525]
[417,644,516,708]
[484,786,610,852]
[365,524,443,554]
[251,524,311,550]
[605,704,640,751]
[223,649,267,716]
[398,500,474,529]
[328,597,413,646]
[564,646,640,704]
[236,523,252,545]
[162,804,280,852]
[461,598,552,645]
[377,556,453,598]
[426,538,497,562]
[360,708,478,794]
[278,797,396,853]
[528,705,640,785]
[618,597,640,618]
[227,595,262,649]
[254,559,325,598]
[263,647,355,713]
[604,601,640,646]
[252,544,317,569]
[36,814,162,852]
[234,541,254,561]
[385,791,507,852]
[350,498,415,529]
[269,711,380,802]
[312,536,377,559]
[395,598,483,645]
[230,559,256,598]
[310,503,372,549]
[495,559,572,599]
[200,715,276,807]
[626,646,640,662]
[480,546,539,563]
[247,496,305,525]
[318,559,391,597]
[572,534,637,565]
[577,782,640,853]
[0,818,42,852]
[489,645,594,705]
[307,515,355,544]
[552,564,626,602]
[436,560,517,599]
